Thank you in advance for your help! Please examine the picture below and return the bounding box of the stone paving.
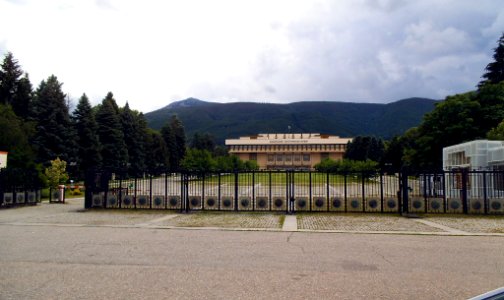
[1,198,504,235]
[296,213,445,232]
[161,212,284,228]
[425,215,504,233]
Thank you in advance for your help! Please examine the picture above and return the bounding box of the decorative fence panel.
[85,170,504,215]
[0,168,42,208]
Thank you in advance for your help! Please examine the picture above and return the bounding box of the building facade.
[443,140,504,171]
[225,133,352,170]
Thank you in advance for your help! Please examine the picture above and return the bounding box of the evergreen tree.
[31,75,74,165]
[121,103,146,174]
[145,129,169,173]
[169,115,186,170]
[479,33,504,87]
[0,104,36,169]
[0,52,23,105]
[344,136,384,162]
[11,73,33,119]
[95,92,128,171]
[72,93,102,177]
[190,132,216,153]
[160,120,175,169]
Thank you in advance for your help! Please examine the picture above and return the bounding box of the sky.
[0,0,503,113]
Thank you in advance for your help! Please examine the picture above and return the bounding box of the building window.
[268,154,274,162]
[321,153,329,160]
[249,153,257,161]
[286,155,292,162]
[303,154,310,162]
[294,155,301,162]
[277,154,283,162]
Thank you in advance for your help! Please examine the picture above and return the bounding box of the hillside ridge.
[145,97,439,143]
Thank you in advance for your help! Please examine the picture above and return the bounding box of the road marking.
[136,214,179,226]
[282,215,298,231]
[414,219,468,234]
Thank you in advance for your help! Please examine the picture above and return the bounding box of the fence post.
[234,170,238,211]
[149,174,153,209]
[483,171,488,214]
[380,171,384,213]
[344,173,347,212]
[218,172,221,210]
[461,169,468,214]
[252,171,255,211]
[361,172,366,213]
[184,173,189,213]
[326,172,330,212]
[401,169,409,215]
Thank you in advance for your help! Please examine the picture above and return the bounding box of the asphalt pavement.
[0,199,503,299]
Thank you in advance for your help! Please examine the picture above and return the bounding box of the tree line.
[0,52,258,183]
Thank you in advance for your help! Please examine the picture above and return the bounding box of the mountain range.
[144,97,439,144]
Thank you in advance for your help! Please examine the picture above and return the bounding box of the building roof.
[225,133,352,146]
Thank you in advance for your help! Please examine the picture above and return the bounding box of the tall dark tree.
[409,93,482,169]
[31,75,75,165]
[345,136,384,162]
[475,81,504,134]
[479,33,504,87]
[121,103,146,173]
[11,73,33,119]
[145,129,169,173]
[190,132,216,153]
[160,120,175,166]
[72,94,102,177]
[169,115,186,169]
[0,52,23,105]
[95,92,128,171]
[0,104,36,169]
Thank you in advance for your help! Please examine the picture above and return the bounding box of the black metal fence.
[85,170,504,215]
[0,168,43,208]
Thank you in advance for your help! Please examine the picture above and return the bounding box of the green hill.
[145,97,439,143]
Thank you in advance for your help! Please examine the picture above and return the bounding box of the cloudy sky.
[0,0,503,112]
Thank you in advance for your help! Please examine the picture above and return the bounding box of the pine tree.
[161,120,175,169]
[11,73,33,119]
[169,115,186,170]
[95,92,128,171]
[121,103,146,174]
[72,93,102,177]
[0,52,23,105]
[0,104,36,169]
[145,129,169,173]
[479,33,504,87]
[31,75,74,165]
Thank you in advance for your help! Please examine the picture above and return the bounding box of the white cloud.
[0,0,502,111]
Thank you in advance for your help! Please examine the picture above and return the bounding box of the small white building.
[0,151,7,169]
[443,140,504,200]
[443,140,504,171]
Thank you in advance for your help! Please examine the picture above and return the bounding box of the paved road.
[1,224,503,299]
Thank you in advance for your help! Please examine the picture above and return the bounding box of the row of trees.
[0,52,188,180]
